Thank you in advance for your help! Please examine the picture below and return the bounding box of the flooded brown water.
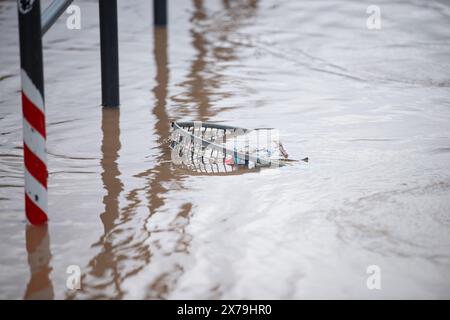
[1,0,450,299]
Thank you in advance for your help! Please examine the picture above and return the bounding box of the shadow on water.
[67,0,259,299]
[23,224,54,300]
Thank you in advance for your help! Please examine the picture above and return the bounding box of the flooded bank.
[1,0,450,299]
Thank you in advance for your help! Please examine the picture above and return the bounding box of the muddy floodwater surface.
[1,0,450,299]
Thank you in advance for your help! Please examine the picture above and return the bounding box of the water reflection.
[138,25,192,299]
[170,0,261,176]
[67,0,259,299]
[68,26,188,299]
[66,107,125,299]
[90,107,125,298]
[172,0,258,120]
[99,108,123,235]
[153,27,170,148]
[23,224,54,300]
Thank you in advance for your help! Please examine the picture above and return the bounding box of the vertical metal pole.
[154,0,167,26]
[18,0,49,225]
[99,0,120,107]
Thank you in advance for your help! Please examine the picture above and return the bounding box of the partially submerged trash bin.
[170,121,301,174]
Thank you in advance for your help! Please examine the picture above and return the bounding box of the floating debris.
[170,121,301,174]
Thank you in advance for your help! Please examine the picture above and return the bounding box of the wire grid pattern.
[170,122,282,173]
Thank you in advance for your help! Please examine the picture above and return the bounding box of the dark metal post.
[99,0,120,107]
[41,0,74,36]
[18,0,45,106]
[18,0,49,225]
[154,0,167,26]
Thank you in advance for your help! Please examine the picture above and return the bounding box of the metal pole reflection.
[23,224,54,300]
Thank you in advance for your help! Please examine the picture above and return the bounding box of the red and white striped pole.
[17,0,48,225]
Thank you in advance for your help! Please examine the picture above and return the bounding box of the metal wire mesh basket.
[170,121,293,174]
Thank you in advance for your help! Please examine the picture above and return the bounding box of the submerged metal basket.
[170,121,290,173]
